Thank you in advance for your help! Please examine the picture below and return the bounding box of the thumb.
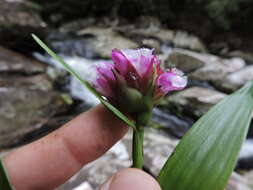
[99,168,161,190]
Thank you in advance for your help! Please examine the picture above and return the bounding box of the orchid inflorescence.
[92,48,187,125]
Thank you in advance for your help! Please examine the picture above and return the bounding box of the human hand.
[3,105,161,190]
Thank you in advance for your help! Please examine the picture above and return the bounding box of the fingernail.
[99,168,161,190]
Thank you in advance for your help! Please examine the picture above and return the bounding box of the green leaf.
[158,81,253,190]
[0,159,14,190]
[32,34,136,129]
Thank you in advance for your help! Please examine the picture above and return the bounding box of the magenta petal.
[112,49,128,75]
[139,55,153,76]
[156,71,187,95]
[97,67,115,81]
[154,58,164,75]
[96,62,115,81]
[96,78,114,98]
[122,48,153,75]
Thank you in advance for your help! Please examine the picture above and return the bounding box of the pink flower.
[92,48,187,112]
[155,68,187,99]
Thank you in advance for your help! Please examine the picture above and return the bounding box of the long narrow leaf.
[32,34,136,129]
[158,81,253,190]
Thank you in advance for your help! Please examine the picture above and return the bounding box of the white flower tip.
[171,75,188,88]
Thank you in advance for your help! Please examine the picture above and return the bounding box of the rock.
[244,171,253,188]
[0,46,46,74]
[163,87,226,118]
[72,182,94,190]
[38,55,101,105]
[228,51,253,65]
[152,108,194,138]
[190,56,246,82]
[165,49,205,73]
[237,139,253,170]
[221,66,253,91]
[48,27,139,59]
[227,173,252,190]
[165,49,251,92]
[59,18,97,33]
[0,86,69,148]
[0,47,71,148]
[0,0,45,28]
[77,27,139,58]
[116,25,207,52]
[143,129,179,176]
[141,38,161,52]
[0,74,53,91]
[0,0,47,53]
[173,30,207,53]
[134,16,162,29]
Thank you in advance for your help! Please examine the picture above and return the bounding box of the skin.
[3,105,161,190]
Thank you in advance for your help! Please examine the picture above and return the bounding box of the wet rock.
[0,46,46,74]
[134,16,162,29]
[47,33,98,59]
[0,0,45,28]
[0,86,68,148]
[0,49,71,148]
[163,87,226,118]
[72,182,93,190]
[48,27,138,59]
[173,30,207,53]
[152,108,194,138]
[77,27,139,58]
[165,49,251,92]
[165,49,205,73]
[0,0,47,53]
[228,51,253,65]
[244,171,253,188]
[37,55,101,105]
[59,18,97,33]
[0,74,53,91]
[190,56,246,82]
[117,25,207,52]
[143,129,179,176]
[237,139,253,171]
[227,173,252,190]
[221,66,253,91]
[141,38,161,52]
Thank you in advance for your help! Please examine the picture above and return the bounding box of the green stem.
[132,126,144,169]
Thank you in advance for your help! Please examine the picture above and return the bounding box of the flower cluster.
[91,48,187,123]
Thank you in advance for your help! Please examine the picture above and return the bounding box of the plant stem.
[132,126,144,169]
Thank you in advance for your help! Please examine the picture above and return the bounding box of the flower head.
[91,48,187,123]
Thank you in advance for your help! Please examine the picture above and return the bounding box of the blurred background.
[1,0,253,189]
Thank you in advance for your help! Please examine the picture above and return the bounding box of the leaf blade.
[158,81,253,190]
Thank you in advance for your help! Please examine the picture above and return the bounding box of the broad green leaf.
[0,159,14,190]
[158,81,253,190]
[32,34,136,129]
